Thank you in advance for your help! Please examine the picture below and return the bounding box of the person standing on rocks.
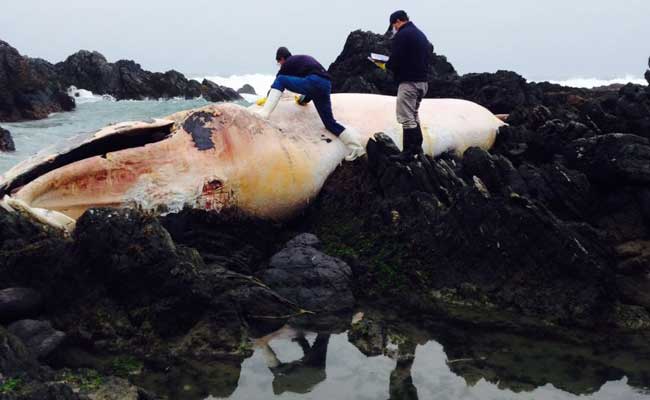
[256,47,366,161]
[384,10,431,161]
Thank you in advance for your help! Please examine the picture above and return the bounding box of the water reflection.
[259,331,330,395]
[196,315,650,400]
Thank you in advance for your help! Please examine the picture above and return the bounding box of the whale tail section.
[1,195,76,232]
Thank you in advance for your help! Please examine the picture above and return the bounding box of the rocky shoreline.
[1,31,650,399]
[0,41,242,123]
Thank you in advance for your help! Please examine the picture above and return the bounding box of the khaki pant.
[396,82,428,129]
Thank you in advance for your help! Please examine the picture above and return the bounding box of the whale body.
[0,93,505,229]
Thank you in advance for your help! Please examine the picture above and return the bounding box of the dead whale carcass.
[0,93,505,229]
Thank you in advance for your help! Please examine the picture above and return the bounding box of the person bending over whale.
[257,47,365,161]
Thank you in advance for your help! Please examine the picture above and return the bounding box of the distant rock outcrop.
[56,51,204,100]
[0,41,75,122]
[0,41,245,122]
[0,126,15,151]
[237,84,256,95]
[201,79,243,102]
[645,56,650,86]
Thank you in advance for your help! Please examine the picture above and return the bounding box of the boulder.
[259,234,355,313]
[0,41,75,122]
[564,133,650,185]
[455,70,543,114]
[645,56,649,86]
[237,84,256,95]
[150,70,202,99]
[200,79,243,102]
[614,83,650,137]
[54,50,114,94]
[0,126,15,151]
[0,326,40,377]
[0,207,71,303]
[0,288,42,323]
[7,320,65,359]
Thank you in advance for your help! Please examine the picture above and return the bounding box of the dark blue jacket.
[277,55,331,80]
[386,22,431,83]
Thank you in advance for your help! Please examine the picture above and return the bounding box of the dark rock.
[0,41,75,122]
[237,84,256,95]
[348,318,385,356]
[54,50,114,94]
[0,326,40,377]
[564,133,650,185]
[160,208,287,275]
[614,83,650,137]
[69,208,298,350]
[259,234,354,313]
[0,381,83,400]
[617,275,650,309]
[55,50,205,101]
[0,208,71,304]
[200,79,243,102]
[0,126,14,151]
[7,320,65,359]
[308,133,616,327]
[0,288,42,323]
[150,70,202,99]
[455,70,543,114]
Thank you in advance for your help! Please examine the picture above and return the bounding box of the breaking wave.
[67,86,115,104]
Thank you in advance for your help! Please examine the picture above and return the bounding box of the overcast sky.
[2,0,648,81]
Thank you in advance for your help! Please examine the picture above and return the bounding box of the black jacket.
[277,55,331,80]
[386,22,431,84]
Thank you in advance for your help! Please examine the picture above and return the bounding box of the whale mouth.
[0,122,174,197]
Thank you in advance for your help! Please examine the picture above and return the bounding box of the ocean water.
[0,93,229,175]
[1,74,647,175]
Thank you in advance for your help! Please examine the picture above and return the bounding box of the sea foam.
[546,75,647,88]
[67,86,115,104]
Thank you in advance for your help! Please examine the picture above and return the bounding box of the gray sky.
[2,0,649,81]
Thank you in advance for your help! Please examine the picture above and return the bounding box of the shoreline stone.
[0,126,15,151]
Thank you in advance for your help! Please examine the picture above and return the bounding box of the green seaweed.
[59,369,105,392]
[110,356,144,377]
[0,377,22,394]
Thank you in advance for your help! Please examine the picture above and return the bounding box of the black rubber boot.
[412,124,424,155]
[390,127,422,162]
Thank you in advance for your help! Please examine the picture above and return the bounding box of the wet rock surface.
[0,288,42,323]
[260,234,354,313]
[0,41,75,122]
[7,320,65,359]
[1,41,244,121]
[237,84,256,95]
[55,50,205,101]
[200,79,243,103]
[0,127,15,152]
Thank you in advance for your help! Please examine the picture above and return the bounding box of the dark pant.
[271,74,345,135]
